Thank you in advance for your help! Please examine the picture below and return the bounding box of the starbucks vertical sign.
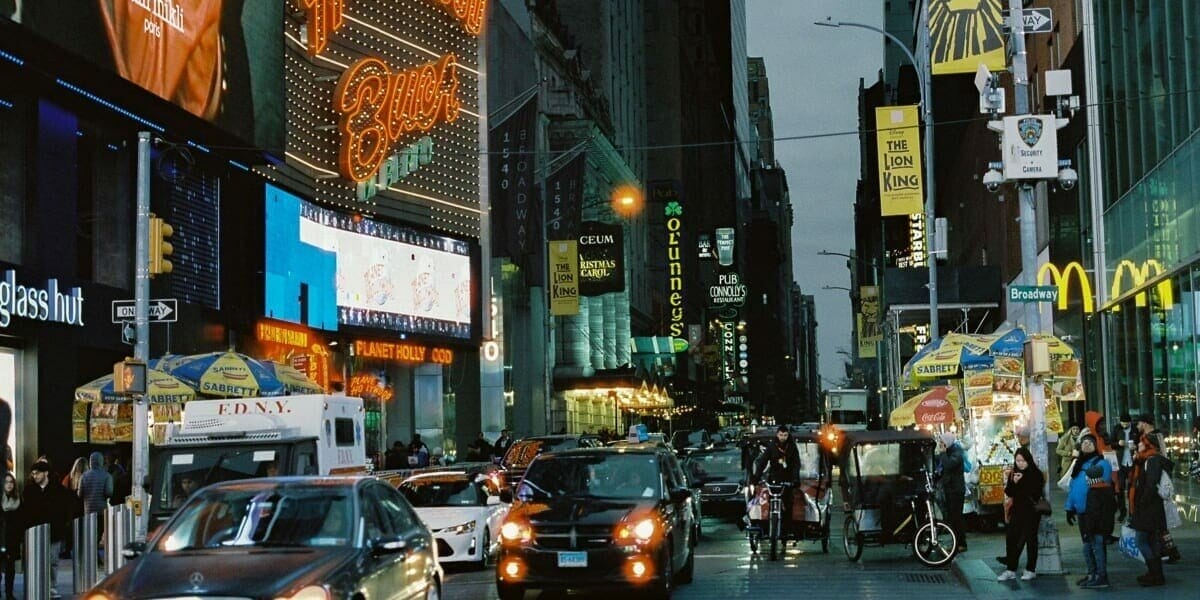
[548,241,579,316]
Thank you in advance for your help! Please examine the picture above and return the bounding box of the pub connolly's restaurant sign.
[297,0,486,182]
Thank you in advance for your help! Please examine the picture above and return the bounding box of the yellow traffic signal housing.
[149,215,174,276]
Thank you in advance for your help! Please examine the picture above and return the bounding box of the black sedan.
[83,477,442,600]
[682,447,748,517]
[495,447,697,599]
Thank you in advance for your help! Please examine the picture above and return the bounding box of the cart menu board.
[977,464,1006,506]
[962,365,993,408]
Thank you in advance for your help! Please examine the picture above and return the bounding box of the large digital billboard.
[265,185,474,340]
[6,1,284,150]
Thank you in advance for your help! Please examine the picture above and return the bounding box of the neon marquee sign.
[295,0,484,182]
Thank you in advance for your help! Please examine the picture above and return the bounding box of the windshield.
[155,445,290,513]
[684,451,743,480]
[157,487,353,551]
[517,454,661,501]
[502,439,576,470]
[400,478,486,507]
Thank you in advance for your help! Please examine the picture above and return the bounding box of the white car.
[399,470,508,567]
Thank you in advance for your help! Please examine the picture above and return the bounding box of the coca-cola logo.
[919,412,949,423]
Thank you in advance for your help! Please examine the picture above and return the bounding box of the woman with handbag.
[1065,434,1117,588]
[1128,432,1171,587]
[998,447,1046,581]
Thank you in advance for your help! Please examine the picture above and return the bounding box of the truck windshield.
[154,445,289,513]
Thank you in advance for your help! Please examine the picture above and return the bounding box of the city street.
[443,515,968,599]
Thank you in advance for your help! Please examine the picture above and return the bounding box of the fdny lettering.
[216,400,293,415]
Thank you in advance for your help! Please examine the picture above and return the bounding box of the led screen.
[265,185,472,339]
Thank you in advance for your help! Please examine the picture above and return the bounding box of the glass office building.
[1095,1,1200,509]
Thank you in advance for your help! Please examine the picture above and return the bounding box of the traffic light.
[149,214,174,276]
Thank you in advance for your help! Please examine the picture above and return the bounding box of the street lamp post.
[816,4,939,342]
[819,250,884,415]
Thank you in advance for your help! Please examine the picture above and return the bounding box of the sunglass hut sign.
[296,0,485,183]
[0,270,85,328]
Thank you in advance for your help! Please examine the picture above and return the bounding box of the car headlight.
[437,520,477,535]
[616,518,657,543]
[83,593,113,600]
[274,584,330,600]
[500,521,532,543]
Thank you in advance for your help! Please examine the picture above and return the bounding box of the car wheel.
[496,581,524,600]
[648,542,674,599]
[425,579,440,600]
[677,542,695,584]
[480,528,492,569]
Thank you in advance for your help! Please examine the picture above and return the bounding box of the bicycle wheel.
[913,521,957,567]
[843,515,862,562]
[769,511,780,561]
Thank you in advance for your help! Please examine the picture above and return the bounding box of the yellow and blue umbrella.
[74,369,195,405]
[264,361,325,394]
[161,351,286,398]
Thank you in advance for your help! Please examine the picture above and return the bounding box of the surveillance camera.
[1058,167,1078,190]
[983,169,1004,194]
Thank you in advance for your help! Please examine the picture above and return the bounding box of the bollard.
[104,505,131,575]
[24,523,50,600]
[73,512,100,591]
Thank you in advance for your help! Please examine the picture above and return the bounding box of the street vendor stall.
[899,327,1082,526]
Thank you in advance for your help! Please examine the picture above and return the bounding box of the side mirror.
[122,541,147,559]
[371,536,408,556]
[487,494,502,506]
[669,487,693,503]
[499,488,514,504]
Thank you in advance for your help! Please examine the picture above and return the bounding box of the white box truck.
[825,389,869,431]
[147,394,366,528]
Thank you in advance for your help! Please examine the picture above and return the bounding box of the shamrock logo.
[664,201,682,217]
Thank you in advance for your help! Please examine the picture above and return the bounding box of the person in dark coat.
[493,429,514,463]
[384,442,409,470]
[1128,433,1171,587]
[998,447,1045,581]
[1064,433,1116,588]
[752,426,802,533]
[24,460,72,597]
[938,431,968,552]
[1,472,20,600]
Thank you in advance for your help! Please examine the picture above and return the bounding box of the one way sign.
[1021,8,1053,33]
[112,299,178,323]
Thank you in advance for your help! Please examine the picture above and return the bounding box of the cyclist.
[753,426,801,534]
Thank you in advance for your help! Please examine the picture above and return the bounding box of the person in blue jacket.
[1064,433,1117,589]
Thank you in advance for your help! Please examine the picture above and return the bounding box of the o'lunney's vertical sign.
[0,270,85,328]
[578,221,624,296]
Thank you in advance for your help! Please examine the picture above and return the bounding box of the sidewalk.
[13,560,94,599]
[952,495,1200,599]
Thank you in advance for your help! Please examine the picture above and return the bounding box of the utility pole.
[918,0,939,341]
[132,131,151,542]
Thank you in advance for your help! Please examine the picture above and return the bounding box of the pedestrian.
[1133,413,1181,563]
[998,447,1046,581]
[409,434,430,468]
[384,441,408,470]
[1,472,20,600]
[1058,424,1080,475]
[109,450,131,506]
[60,457,86,558]
[493,429,514,462]
[79,452,112,561]
[1112,413,1136,521]
[1128,433,1170,587]
[1065,433,1116,589]
[466,432,491,462]
[938,431,968,553]
[23,460,72,598]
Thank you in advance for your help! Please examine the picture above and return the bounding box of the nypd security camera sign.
[1002,114,1059,180]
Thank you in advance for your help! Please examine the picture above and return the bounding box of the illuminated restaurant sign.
[354,340,454,365]
[654,182,686,337]
[256,319,311,349]
[287,0,485,237]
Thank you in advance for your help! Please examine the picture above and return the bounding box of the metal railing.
[104,504,134,575]
[72,513,99,592]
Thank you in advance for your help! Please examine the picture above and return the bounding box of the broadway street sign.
[1008,285,1058,303]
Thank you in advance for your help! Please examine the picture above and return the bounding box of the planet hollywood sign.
[296,0,486,183]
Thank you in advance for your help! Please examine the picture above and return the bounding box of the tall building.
[792,286,821,419]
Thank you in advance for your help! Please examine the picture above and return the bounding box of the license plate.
[557,551,587,568]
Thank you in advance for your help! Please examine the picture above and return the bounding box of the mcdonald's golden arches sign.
[1036,260,1175,314]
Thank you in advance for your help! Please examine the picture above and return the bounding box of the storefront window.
[0,91,28,264]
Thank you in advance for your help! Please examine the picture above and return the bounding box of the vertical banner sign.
[876,106,924,216]
[548,241,580,315]
[929,0,1007,76]
[653,181,686,337]
[578,221,625,296]
[489,97,539,278]
[546,153,585,242]
[858,285,882,358]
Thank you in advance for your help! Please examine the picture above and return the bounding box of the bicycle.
[746,481,791,561]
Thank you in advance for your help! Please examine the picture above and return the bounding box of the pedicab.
[838,429,957,567]
[744,427,834,560]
